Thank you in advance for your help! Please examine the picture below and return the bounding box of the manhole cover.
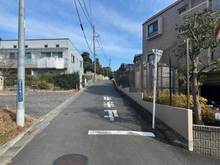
[54,154,88,165]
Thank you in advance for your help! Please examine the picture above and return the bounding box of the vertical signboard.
[18,79,23,102]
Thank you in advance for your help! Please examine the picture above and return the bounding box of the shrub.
[201,106,218,125]
[36,80,49,90]
[4,74,17,86]
[143,89,216,125]
[54,73,80,90]
[25,75,37,86]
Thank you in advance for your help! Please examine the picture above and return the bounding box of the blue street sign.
[18,79,23,102]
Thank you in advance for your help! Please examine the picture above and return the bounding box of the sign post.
[152,49,163,129]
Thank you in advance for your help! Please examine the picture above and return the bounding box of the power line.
[73,0,93,54]
[96,37,109,63]
[77,0,93,27]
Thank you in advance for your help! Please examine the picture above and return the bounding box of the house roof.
[143,0,183,25]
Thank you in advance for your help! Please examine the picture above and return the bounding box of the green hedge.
[4,73,80,90]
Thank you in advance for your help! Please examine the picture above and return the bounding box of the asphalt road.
[2,80,220,165]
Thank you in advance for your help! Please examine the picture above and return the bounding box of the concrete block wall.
[193,125,220,158]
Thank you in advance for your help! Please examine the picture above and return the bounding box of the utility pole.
[109,58,111,68]
[17,0,25,127]
[93,25,96,82]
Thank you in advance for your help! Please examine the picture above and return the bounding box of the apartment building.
[0,38,84,76]
[142,0,220,98]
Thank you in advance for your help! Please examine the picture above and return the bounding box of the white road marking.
[103,96,112,101]
[104,110,118,121]
[88,130,155,137]
[103,102,115,108]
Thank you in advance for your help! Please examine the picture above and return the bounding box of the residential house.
[142,0,220,99]
[0,38,84,77]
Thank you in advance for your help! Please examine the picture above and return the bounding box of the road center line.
[88,130,155,137]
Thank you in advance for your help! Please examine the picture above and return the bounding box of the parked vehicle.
[207,99,219,110]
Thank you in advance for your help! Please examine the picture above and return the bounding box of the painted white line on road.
[88,130,155,137]
[104,110,118,121]
[103,102,115,108]
[103,96,112,101]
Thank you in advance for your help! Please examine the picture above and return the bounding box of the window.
[56,44,59,47]
[25,45,28,48]
[52,52,63,58]
[10,53,16,59]
[147,17,163,39]
[148,21,158,38]
[25,52,31,59]
[148,53,155,64]
[212,47,220,60]
[179,8,186,15]
[80,60,82,68]
[41,52,51,58]
[71,54,75,63]
[210,0,220,12]
[44,44,48,48]
[13,45,17,48]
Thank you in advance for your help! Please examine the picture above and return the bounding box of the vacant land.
[0,108,35,147]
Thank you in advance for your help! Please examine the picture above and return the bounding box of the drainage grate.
[53,154,88,165]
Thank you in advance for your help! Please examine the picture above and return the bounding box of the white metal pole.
[152,49,158,129]
[17,0,25,127]
[186,38,190,109]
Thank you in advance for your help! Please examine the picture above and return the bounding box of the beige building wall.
[142,0,209,92]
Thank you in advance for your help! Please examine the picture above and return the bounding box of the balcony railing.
[0,57,67,69]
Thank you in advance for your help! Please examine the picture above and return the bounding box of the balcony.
[0,58,68,69]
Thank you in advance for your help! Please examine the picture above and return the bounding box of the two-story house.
[0,38,84,76]
[142,0,220,99]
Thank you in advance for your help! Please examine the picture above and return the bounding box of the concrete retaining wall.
[118,86,193,151]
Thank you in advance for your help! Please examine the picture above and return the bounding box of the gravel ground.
[0,91,78,119]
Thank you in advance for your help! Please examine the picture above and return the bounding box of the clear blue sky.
[0,0,177,71]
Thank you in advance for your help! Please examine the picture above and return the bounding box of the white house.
[0,38,84,76]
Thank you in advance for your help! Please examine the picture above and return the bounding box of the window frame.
[71,54,75,63]
[25,52,31,59]
[148,21,158,38]
[148,53,155,64]
[210,0,220,12]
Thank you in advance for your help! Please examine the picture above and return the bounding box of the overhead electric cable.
[73,0,93,54]
[77,0,93,27]
[82,0,92,24]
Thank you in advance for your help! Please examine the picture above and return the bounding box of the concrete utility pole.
[93,25,96,82]
[17,0,25,127]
